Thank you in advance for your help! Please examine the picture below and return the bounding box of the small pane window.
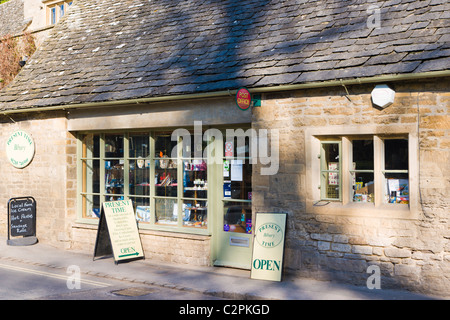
[60,4,64,17]
[384,139,409,204]
[155,198,178,226]
[51,7,56,24]
[352,140,374,203]
[320,142,341,200]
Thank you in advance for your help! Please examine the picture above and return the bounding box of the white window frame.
[306,124,419,219]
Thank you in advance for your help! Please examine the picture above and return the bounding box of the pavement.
[0,237,446,300]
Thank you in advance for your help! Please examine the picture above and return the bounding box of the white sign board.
[251,213,287,282]
[6,130,35,168]
[96,200,144,263]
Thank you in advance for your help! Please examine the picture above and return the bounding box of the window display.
[78,130,253,234]
[320,142,340,200]
[384,138,409,204]
[223,137,252,234]
[352,140,374,203]
[317,136,409,205]
[78,130,224,234]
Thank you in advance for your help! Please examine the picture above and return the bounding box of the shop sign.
[6,130,35,169]
[236,87,252,110]
[94,200,144,263]
[7,197,38,246]
[251,213,287,282]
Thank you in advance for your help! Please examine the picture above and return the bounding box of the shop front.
[68,97,255,269]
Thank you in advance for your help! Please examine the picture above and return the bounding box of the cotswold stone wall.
[252,78,449,297]
[0,112,211,266]
[0,112,77,248]
[0,0,24,37]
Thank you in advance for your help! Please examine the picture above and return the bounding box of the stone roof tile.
[0,0,449,110]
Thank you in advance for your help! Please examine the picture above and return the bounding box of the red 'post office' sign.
[236,87,252,110]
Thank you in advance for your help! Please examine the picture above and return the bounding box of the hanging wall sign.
[6,130,35,169]
[94,200,144,264]
[251,213,287,282]
[236,87,252,110]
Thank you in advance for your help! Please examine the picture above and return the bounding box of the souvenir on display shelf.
[136,205,151,223]
[183,159,207,199]
[386,178,409,204]
[105,160,124,201]
[182,200,207,228]
[155,151,178,197]
[223,202,252,234]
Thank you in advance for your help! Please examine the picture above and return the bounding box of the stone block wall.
[252,78,450,296]
[0,112,77,249]
[71,224,211,267]
[0,112,212,267]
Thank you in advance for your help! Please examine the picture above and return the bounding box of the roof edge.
[2,70,450,116]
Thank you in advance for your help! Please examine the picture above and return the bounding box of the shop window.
[77,130,237,234]
[318,136,409,205]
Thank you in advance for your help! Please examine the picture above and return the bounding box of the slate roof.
[1,0,449,111]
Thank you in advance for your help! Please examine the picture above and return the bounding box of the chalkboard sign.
[7,197,38,246]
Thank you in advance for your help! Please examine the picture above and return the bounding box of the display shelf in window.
[182,200,207,228]
[155,159,177,197]
[129,158,150,196]
[183,159,207,199]
[105,160,124,200]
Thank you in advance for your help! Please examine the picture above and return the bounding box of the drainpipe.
[1,70,449,116]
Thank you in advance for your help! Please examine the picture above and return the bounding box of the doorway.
[212,130,253,269]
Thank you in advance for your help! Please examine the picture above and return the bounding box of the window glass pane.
[129,134,149,158]
[105,159,124,199]
[155,132,177,158]
[60,4,64,17]
[182,199,207,228]
[82,159,100,194]
[352,140,373,170]
[223,202,252,234]
[385,173,409,204]
[82,194,100,219]
[180,132,207,159]
[385,139,408,170]
[129,160,149,196]
[183,160,207,198]
[51,7,56,24]
[223,160,252,200]
[224,130,253,158]
[155,161,177,197]
[352,172,374,203]
[321,143,340,200]
[105,134,123,158]
[82,134,100,158]
[155,198,178,226]
[133,197,151,223]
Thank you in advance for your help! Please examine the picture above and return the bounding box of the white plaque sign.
[6,130,35,169]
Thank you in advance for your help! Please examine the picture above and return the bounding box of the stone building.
[0,0,73,45]
[0,0,449,296]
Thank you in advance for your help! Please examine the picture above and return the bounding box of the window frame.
[45,0,72,25]
[306,125,419,219]
[76,129,253,235]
